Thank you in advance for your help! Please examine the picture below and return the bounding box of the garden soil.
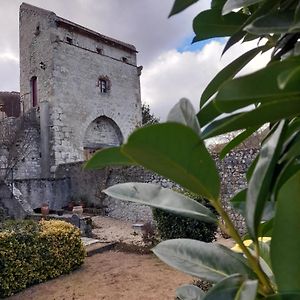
[9,251,192,300]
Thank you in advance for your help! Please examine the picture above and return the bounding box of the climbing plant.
[86,0,300,299]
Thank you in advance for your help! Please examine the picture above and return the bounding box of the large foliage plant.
[86,0,300,299]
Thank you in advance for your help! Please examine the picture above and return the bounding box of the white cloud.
[141,40,271,120]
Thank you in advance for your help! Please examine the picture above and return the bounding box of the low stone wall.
[13,178,71,210]
[52,148,258,233]
[1,148,257,233]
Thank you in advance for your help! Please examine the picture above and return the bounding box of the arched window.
[30,76,38,107]
[98,76,111,94]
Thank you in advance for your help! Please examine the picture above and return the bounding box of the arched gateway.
[83,116,123,159]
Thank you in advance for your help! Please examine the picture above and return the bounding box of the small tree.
[141,103,159,126]
[0,110,39,183]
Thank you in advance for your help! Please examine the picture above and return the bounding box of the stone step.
[81,237,116,257]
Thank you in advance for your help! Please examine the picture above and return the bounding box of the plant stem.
[213,200,274,295]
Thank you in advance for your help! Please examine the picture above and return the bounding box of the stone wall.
[13,178,71,210]
[53,148,258,232]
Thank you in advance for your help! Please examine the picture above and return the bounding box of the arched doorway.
[83,116,123,160]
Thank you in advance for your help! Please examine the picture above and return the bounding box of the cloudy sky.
[0,0,268,120]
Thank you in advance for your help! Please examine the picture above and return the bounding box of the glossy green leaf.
[204,274,258,300]
[122,123,220,201]
[222,0,263,15]
[168,98,201,135]
[201,47,263,107]
[271,171,300,293]
[279,137,300,163]
[104,183,217,223]
[197,100,222,128]
[222,0,277,53]
[266,293,300,300]
[246,155,258,182]
[257,219,273,238]
[193,9,247,42]
[230,189,247,216]
[214,57,300,113]
[246,121,286,239]
[211,0,226,9]
[220,126,260,159]
[153,239,256,282]
[294,2,300,23]
[234,279,258,300]
[84,147,135,170]
[277,65,300,90]
[273,159,300,201]
[176,284,205,300]
[201,98,299,139]
[245,10,294,34]
[169,0,198,17]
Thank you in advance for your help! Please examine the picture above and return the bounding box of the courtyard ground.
[8,216,234,299]
[9,251,192,300]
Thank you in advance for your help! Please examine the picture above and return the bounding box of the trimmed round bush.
[0,219,86,297]
[153,190,218,242]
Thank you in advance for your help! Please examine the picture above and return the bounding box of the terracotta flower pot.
[41,204,49,216]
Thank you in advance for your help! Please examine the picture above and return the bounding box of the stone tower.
[19,3,142,177]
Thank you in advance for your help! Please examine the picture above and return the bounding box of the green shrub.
[0,219,86,297]
[153,190,217,242]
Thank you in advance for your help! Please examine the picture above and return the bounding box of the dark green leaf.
[152,239,256,282]
[122,123,220,201]
[201,98,299,139]
[277,66,300,90]
[84,147,135,170]
[197,100,222,128]
[271,171,300,293]
[273,159,300,201]
[201,47,263,107]
[169,0,198,17]
[242,33,258,42]
[246,155,258,182]
[168,98,201,135]
[222,1,277,53]
[222,30,246,55]
[257,219,273,238]
[176,284,205,300]
[246,121,286,240]
[294,2,300,23]
[214,57,300,114]
[230,189,247,216]
[279,137,300,163]
[245,10,294,34]
[104,183,217,223]
[266,293,300,300]
[204,274,258,300]
[193,9,248,42]
[222,0,263,15]
[220,126,260,159]
[211,0,226,9]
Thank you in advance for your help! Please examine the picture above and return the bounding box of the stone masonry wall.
[13,178,71,210]
[53,148,258,232]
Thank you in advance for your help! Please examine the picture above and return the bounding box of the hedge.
[0,219,86,297]
[153,190,218,242]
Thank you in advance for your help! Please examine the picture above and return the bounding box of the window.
[99,79,107,93]
[122,57,128,63]
[30,76,38,107]
[98,76,110,94]
[66,37,73,44]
